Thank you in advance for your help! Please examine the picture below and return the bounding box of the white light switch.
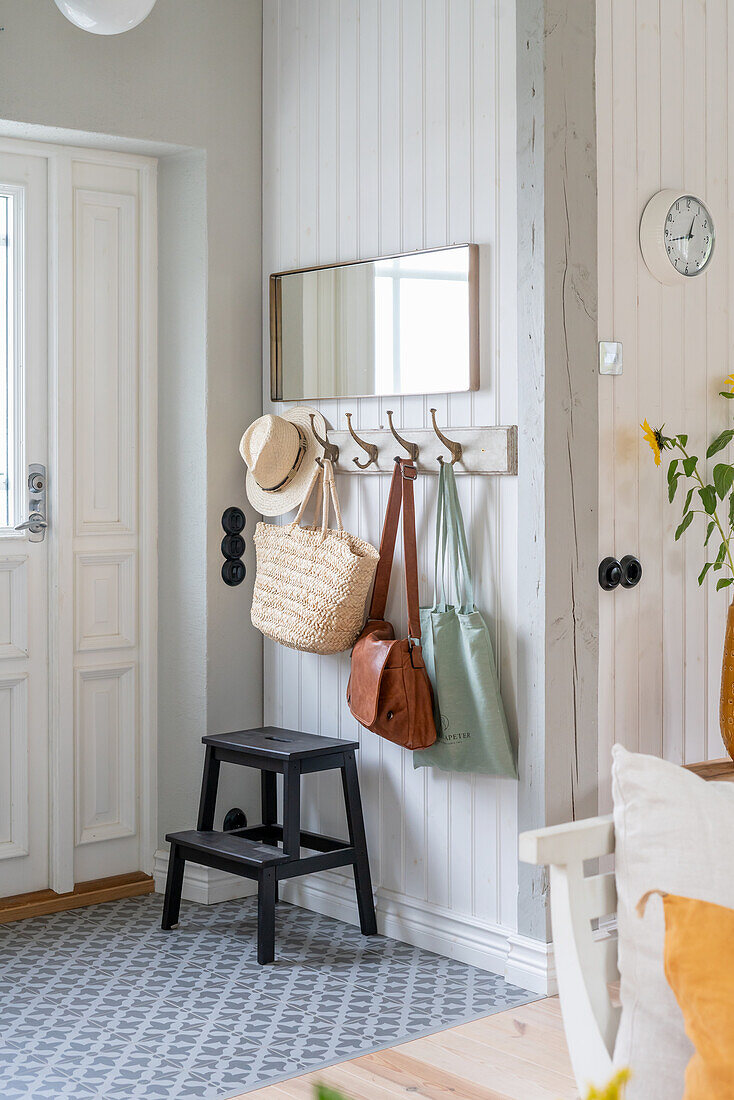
[599,341,623,375]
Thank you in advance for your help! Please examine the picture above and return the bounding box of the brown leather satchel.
[347,458,437,751]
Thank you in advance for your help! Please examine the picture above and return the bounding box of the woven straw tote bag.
[251,459,380,655]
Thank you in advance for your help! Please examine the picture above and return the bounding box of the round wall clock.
[639,189,715,285]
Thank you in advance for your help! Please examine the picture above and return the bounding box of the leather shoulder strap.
[368,461,403,621]
[368,459,421,640]
[400,460,421,640]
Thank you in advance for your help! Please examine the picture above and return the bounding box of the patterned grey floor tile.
[184,1045,309,1096]
[11,954,142,1011]
[104,1069,216,1100]
[336,987,533,1044]
[5,1014,142,1067]
[174,995,358,1051]
[151,924,262,964]
[268,1025,382,1068]
[402,980,539,1018]
[121,958,340,1017]
[46,1047,204,1098]
[267,980,379,1025]
[0,943,79,984]
[90,982,267,1056]
[80,899,199,937]
[276,941,433,987]
[0,909,83,943]
[0,894,537,1098]
[0,1047,97,1098]
[277,916,390,958]
[0,986,86,1038]
[76,931,231,975]
[347,959,515,1003]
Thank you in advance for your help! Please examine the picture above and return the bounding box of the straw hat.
[239,406,326,516]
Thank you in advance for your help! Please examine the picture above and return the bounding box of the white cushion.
[612,744,734,1098]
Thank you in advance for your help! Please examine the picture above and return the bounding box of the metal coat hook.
[345,413,378,469]
[386,410,419,461]
[430,408,463,465]
[309,413,339,463]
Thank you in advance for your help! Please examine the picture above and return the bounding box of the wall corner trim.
[505,931,557,996]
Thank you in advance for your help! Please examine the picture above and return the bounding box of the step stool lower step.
[166,830,291,869]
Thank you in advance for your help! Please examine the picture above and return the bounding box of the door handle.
[15,464,47,542]
[15,511,48,534]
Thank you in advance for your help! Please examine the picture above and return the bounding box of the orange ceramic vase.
[720,601,734,762]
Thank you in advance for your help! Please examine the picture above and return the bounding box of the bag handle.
[432,462,450,611]
[368,458,421,641]
[368,461,402,621]
[442,463,475,612]
[290,459,344,542]
[401,459,421,640]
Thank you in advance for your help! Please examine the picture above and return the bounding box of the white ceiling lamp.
[54,0,158,35]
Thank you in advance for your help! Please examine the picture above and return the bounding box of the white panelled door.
[68,154,156,886]
[0,152,49,895]
[0,141,156,901]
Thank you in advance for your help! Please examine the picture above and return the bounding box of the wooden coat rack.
[308,409,518,476]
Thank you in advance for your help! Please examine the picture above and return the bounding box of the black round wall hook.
[620,555,643,589]
[599,557,622,591]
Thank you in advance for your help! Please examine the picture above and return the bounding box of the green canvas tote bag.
[413,462,517,777]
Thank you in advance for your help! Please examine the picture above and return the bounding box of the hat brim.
[244,406,327,517]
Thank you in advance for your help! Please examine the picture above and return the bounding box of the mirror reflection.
[270,245,478,401]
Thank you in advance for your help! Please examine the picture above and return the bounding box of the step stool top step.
[202,726,359,759]
[166,830,291,867]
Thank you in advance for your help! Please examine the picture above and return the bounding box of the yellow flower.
[726,374,734,392]
[641,419,664,467]
[584,1068,631,1100]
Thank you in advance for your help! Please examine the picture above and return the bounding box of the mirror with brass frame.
[269,244,479,402]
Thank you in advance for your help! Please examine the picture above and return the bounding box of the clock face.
[663,195,714,276]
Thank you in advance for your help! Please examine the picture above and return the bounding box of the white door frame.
[0,136,158,895]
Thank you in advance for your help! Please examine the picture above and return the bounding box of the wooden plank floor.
[239,997,578,1100]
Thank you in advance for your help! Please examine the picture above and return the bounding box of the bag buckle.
[401,462,417,481]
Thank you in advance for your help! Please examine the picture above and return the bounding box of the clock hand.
[687,216,696,240]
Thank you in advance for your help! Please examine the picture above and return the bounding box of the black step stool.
[161,726,377,964]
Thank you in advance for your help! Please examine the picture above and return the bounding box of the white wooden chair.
[519,816,620,1092]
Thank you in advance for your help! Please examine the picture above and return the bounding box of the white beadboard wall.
[262,0,524,973]
[597,0,734,806]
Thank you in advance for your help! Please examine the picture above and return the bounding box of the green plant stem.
[676,443,734,575]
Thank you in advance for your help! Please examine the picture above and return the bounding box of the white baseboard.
[153,851,555,995]
[153,849,257,906]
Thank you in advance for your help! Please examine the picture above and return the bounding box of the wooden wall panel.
[597,0,733,804]
[262,0,520,950]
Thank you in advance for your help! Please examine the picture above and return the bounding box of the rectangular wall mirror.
[270,244,479,401]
